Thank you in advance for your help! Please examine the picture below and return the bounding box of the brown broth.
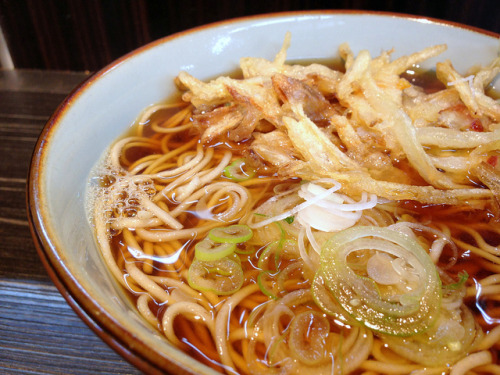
[98,63,500,373]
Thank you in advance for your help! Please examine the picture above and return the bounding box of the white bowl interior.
[38,12,499,373]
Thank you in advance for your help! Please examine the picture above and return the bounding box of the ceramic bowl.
[27,11,499,375]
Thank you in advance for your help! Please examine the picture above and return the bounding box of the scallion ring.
[208,224,253,244]
[187,257,244,295]
[223,158,255,182]
[258,239,299,272]
[257,240,282,272]
[257,271,278,300]
[319,226,441,337]
[194,237,236,261]
[288,311,330,366]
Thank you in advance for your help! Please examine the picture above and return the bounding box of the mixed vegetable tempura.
[177,32,500,204]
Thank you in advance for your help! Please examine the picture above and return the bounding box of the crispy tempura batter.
[177,33,500,204]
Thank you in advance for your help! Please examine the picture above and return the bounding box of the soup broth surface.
[89,44,500,374]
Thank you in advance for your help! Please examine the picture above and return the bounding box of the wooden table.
[0,69,142,374]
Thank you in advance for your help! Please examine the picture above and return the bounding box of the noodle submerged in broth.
[89,34,500,374]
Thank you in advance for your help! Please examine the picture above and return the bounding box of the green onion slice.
[246,301,270,329]
[234,244,256,255]
[258,239,298,272]
[381,305,479,366]
[311,272,357,325]
[188,257,244,295]
[443,270,468,291]
[267,332,287,366]
[194,237,236,261]
[257,241,282,272]
[277,262,302,291]
[318,226,442,337]
[208,224,253,244]
[288,311,330,366]
[257,271,278,300]
[223,158,255,182]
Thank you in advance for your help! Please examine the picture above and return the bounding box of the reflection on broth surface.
[89,35,500,374]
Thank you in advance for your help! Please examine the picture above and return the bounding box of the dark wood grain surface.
[0,69,142,375]
[1,1,499,71]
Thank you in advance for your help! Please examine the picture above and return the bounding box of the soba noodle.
[89,35,500,374]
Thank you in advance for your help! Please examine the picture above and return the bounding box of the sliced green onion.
[195,237,236,261]
[444,270,468,291]
[257,271,278,300]
[234,244,256,255]
[277,262,302,291]
[255,222,287,272]
[288,311,330,366]
[258,239,299,271]
[223,158,255,182]
[226,252,242,265]
[247,301,270,329]
[253,213,267,217]
[284,216,295,224]
[381,305,479,366]
[311,272,356,325]
[208,224,253,244]
[257,241,282,272]
[188,257,244,295]
[319,226,442,337]
[267,332,287,366]
[274,221,286,244]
